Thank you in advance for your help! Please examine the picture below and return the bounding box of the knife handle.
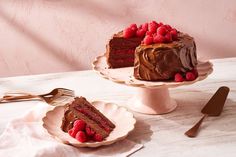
[185,114,208,137]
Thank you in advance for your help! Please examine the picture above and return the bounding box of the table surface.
[0,57,236,157]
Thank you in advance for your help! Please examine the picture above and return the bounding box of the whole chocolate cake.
[106,21,198,82]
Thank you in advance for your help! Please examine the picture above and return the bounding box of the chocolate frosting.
[134,32,197,80]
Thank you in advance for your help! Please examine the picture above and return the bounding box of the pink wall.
[0,0,236,77]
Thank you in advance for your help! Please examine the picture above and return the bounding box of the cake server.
[185,86,230,137]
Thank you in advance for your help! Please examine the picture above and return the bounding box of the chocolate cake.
[61,97,115,139]
[105,21,198,81]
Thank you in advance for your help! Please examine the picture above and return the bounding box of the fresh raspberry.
[164,24,172,31]
[153,33,165,43]
[158,22,163,27]
[191,69,198,77]
[143,35,153,45]
[164,32,173,43]
[130,23,138,32]
[68,128,77,138]
[185,72,196,81]
[75,131,87,143]
[141,23,148,31]
[145,31,153,36]
[123,27,135,38]
[148,21,158,33]
[170,29,178,40]
[73,119,86,131]
[136,29,146,38]
[85,126,95,137]
[93,133,103,142]
[157,26,167,36]
[174,73,184,82]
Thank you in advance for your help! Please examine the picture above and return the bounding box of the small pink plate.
[42,101,136,147]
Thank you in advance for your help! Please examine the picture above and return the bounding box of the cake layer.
[106,31,142,68]
[134,33,197,80]
[108,49,135,59]
[107,58,134,68]
[109,32,142,50]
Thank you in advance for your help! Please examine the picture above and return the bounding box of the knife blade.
[185,86,230,137]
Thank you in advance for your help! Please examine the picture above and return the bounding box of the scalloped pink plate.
[42,101,136,147]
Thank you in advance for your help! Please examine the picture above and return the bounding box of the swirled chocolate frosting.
[134,32,197,80]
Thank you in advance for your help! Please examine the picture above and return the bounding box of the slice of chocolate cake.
[61,97,115,140]
[106,31,142,68]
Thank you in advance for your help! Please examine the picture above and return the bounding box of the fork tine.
[57,88,74,92]
[62,93,75,97]
[62,90,74,95]
[58,88,74,94]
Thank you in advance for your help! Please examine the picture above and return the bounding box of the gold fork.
[0,88,74,105]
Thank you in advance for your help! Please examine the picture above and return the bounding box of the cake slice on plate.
[61,97,115,142]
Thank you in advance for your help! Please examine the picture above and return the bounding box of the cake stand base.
[128,86,177,115]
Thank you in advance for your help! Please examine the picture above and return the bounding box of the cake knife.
[185,86,230,137]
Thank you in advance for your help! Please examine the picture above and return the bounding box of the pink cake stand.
[92,54,213,115]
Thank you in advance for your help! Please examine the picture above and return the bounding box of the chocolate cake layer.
[108,58,134,68]
[134,32,197,80]
[106,31,142,68]
[61,97,115,138]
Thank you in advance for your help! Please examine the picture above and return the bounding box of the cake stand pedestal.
[93,55,213,115]
[128,86,177,114]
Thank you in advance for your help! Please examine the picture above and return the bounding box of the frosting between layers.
[134,32,197,80]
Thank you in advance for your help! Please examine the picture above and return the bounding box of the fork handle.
[2,95,39,101]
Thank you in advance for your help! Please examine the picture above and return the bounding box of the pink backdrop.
[0,0,236,77]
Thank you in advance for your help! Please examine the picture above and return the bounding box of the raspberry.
[85,126,95,137]
[158,22,163,27]
[164,32,172,43]
[145,31,153,36]
[68,128,77,138]
[191,69,198,77]
[174,73,184,82]
[136,29,146,38]
[148,21,158,33]
[153,33,165,43]
[73,119,86,131]
[141,23,148,31]
[75,131,87,143]
[157,26,167,36]
[185,72,196,81]
[93,133,103,142]
[170,29,178,40]
[164,24,172,31]
[130,23,137,32]
[143,35,153,45]
[123,27,135,38]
